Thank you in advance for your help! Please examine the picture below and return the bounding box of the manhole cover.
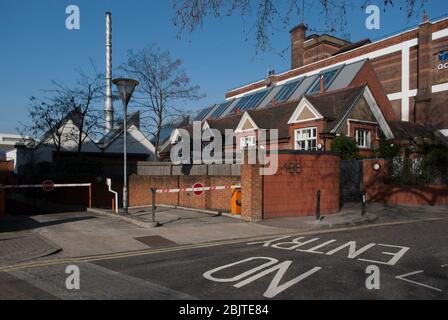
[134,236,178,248]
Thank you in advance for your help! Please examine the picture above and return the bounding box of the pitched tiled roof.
[388,121,438,141]
[161,85,376,156]
[186,86,366,141]
[246,100,299,139]
[98,111,141,146]
[206,113,244,133]
[304,85,366,131]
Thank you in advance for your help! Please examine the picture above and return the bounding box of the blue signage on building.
[439,50,448,63]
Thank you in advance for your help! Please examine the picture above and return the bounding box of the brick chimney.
[414,12,432,125]
[290,23,308,70]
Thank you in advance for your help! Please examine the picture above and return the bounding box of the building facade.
[224,14,448,134]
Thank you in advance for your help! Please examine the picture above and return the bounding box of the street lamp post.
[112,78,139,215]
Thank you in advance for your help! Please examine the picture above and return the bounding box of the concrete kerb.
[307,213,379,229]
[86,208,159,229]
[88,204,379,231]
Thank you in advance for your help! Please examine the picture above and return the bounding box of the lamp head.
[112,78,139,108]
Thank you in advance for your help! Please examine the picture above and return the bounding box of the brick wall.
[263,152,340,218]
[241,156,263,221]
[363,159,448,206]
[128,174,240,212]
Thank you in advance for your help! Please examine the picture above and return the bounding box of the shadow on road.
[0,215,96,233]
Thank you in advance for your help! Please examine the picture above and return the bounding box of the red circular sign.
[192,183,203,197]
[42,180,55,192]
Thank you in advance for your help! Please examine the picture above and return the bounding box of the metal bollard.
[150,188,157,223]
[316,190,321,220]
[361,193,367,216]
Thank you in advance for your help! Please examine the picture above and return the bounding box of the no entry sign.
[192,183,204,196]
[42,180,55,192]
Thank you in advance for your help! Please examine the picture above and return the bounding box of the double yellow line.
[1,217,446,273]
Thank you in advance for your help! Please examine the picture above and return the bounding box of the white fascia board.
[432,28,448,40]
[362,87,395,139]
[432,83,448,93]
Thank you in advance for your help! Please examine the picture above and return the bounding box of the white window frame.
[240,136,256,150]
[355,128,372,149]
[294,127,317,151]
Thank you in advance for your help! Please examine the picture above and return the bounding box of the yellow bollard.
[231,188,242,215]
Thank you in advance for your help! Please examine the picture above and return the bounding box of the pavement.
[0,233,61,267]
[0,218,447,300]
[1,202,447,267]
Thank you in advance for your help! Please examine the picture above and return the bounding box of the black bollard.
[316,190,321,220]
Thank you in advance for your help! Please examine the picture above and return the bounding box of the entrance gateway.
[340,160,363,203]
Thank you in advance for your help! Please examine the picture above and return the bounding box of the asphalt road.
[1,219,447,300]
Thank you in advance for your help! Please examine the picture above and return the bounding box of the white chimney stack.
[105,12,114,133]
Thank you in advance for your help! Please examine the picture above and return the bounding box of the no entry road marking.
[247,236,410,266]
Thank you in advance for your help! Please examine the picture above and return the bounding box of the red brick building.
[224,14,448,133]
[162,14,448,160]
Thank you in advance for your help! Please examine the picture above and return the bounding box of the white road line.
[395,271,443,292]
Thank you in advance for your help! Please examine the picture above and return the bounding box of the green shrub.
[331,134,360,160]
[375,138,401,159]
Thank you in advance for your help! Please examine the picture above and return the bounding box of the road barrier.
[149,184,242,225]
[155,184,241,194]
[0,183,93,209]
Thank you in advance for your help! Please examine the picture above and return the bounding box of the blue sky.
[1,0,447,134]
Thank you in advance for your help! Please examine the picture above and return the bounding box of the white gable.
[331,86,394,140]
[103,125,155,156]
[235,112,259,133]
[287,98,323,124]
[41,119,100,153]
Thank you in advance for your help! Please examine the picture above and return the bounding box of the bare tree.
[25,95,72,153]
[24,69,104,153]
[52,70,104,153]
[121,45,204,161]
[172,0,428,53]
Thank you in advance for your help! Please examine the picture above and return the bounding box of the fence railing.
[386,157,448,185]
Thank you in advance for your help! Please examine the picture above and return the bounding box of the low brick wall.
[263,152,341,218]
[129,174,240,212]
[363,159,448,206]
